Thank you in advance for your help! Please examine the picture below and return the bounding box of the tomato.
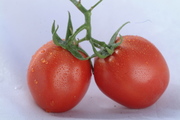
[27,41,92,112]
[94,35,169,108]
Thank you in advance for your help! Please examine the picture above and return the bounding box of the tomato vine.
[52,0,129,60]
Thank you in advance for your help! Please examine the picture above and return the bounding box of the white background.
[0,0,180,119]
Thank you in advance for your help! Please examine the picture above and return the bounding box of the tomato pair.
[27,35,169,112]
[27,0,169,113]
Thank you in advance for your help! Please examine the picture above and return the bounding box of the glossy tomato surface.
[94,35,169,108]
[27,41,92,112]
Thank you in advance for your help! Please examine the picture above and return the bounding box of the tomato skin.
[94,35,169,108]
[27,41,92,112]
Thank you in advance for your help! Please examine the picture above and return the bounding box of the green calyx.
[52,14,89,61]
[51,0,129,60]
[90,22,130,59]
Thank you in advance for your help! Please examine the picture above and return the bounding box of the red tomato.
[27,41,92,112]
[94,35,169,108]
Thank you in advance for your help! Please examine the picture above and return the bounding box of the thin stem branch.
[69,0,93,45]
[89,0,103,11]
[76,37,87,44]
[70,0,87,13]
[69,24,87,41]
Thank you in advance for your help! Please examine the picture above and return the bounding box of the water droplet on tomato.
[41,49,46,53]
[115,49,119,54]
[108,56,115,63]
[41,58,46,63]
[34,79,38,84]
[40,58,49,64]
[31,68,34,72]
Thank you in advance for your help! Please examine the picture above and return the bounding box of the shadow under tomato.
[49,96,152,119]
[49,82,180,119]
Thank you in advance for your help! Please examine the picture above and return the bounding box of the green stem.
[89,0,103,11]
[52,0,128,60]
[85,12,92,40]
[77,37,88,44]
[69,24,86,43]
[70,0,102,43]
[70,0,87,13]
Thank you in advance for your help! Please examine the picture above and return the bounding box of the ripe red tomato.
[94,35,169,108]
[27,41,92,112]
